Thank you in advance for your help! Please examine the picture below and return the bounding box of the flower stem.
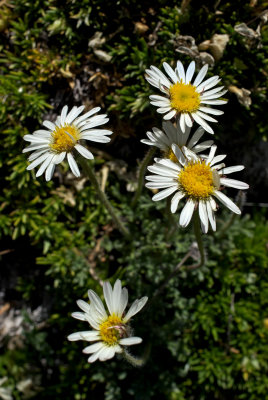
[131,147,156,208]
[122,348,149,367]
[192,209,205,266]
[80,158,130,239]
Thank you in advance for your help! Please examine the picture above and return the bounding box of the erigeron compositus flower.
[145,60,227,134]
[141,121,214,162]
[145,145,249,233]
[68,280,148,363]
[23,105,112,181]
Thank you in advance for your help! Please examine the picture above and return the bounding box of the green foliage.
[0,0,268,399]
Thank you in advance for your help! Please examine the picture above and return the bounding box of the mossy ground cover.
[0,1,268,399]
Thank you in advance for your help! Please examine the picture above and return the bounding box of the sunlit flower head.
[141,121,214,162]
[23,105,112,181]
[145,145,249,233]
[145,60,227,134]
[68,280,148,363]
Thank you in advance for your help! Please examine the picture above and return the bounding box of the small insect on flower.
[141,120,214,161]
[145,60,227,134]
[68,280,148,363]
[145,145,249,233]
[23,105,112,181]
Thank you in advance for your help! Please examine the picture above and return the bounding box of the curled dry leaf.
[134,21,149,35]
[209,33,229,61]
[228,85,252,107]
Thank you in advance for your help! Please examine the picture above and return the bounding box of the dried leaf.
[228,85,252,107]
[209,33,229,61]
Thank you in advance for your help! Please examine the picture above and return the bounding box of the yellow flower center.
[169,81,200,113]
[50,124,80,153]
[99,314,125,346]
[178,161,214,199]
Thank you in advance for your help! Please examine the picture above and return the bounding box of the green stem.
[131,147,156,208]
[193,209,205,266]
[80,158,130,239]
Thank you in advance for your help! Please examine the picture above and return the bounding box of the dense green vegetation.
[0,0,267,399]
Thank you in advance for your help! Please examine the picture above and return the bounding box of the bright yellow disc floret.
[169,81,200,113]
[99,314,124,346]
[178,161,214,199]
[50,124,80,153]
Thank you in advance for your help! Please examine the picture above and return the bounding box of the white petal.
[32,129,51,137]
[179,199,195,228]
[99,346,116,361]
[81,331,100,341]
[163,62,178,83]
[198,106,224,115]
[123,297,148,322]
[220,178,249,190]
[196,76,219,92]
[213,191,241,214]
[36,154,54,177]
[206,145,217,164]
[83,342,104,354]
[195,110,218,123]
[171,191,185,213]
[45,163,55,181]
[176,60,186,82]
[185,61,195,84]
[23,143,50,153]
[172,144,186,165]
[67,153,80,177]
[206,201,216,231]
[163,109,176,120]
[199,201,209,233]
[68,331,98,341]
[146,182,177,189]
[184,112,193,128]
[118,287,128,317]
[75,144,94,159]
[191,113,214,134]
[119,337,142,346]
[82,135,110,143]
[182,146,199,162]
[26,153,50,170]
[179,113,186,133]
[103,282,113,315]
[187,126,204,148]
[60,105,68,126]
[210,154,226,166]
[87,349,103,363]
[77,300,91,313]
[28,149,48,161]
[193,64,208,87]
[71,312,87,321]
[43,120,55,131]
[75,107,101,126]
[151,158,181,171]
[152,186,178,201]
[66,105,85,124]
[112,279,122,315]
[23,134,49,143]
[88,290,107,319]
[221,165,245,174]
[54,152,66,164]
[201,99,227,105]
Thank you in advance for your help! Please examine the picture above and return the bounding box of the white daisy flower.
[141,120,214,162]
[68,280,148,363]
[23,105,112,181]
[145,145,249,233]
[145,60,227,134]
